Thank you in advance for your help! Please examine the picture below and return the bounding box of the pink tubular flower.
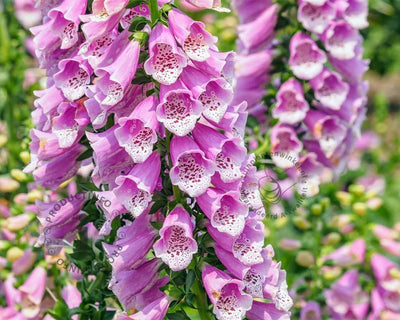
[153,206,198,271]
[310,68,349,110]
[289,32,327,80]
[156,80,203,136]
[298,0,336,34]
[270,124,303,168]
[180,66,233,123]
[114,151,161,217]
[180,0,228,12]
[321,21,361,60]
[53,57,93,102]
[323,238,366,267]
[202,264,253,320]
[273,79,310,124]
[168,8,217,61]
[197,188,248,236]
[114,96,159,163]
[324,269,369,319]
[170,135,215,197]
[144,23,187,85]
[192,123,246,183]
[94,32,140,106]
[300,301,321,320]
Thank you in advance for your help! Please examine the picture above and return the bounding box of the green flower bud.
[296,251,315,267]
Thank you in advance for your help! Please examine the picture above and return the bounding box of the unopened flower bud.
[0,240,11,250]
[296,251,315,267]
[336,191,352,206]
[19,151,30,164]
[0,178,20,193]
[321,197,330,210]
[3,213,34,232]
[389,267,400,280]
[0,134,7,148]
[311,203,323,216]
[348,184,365,196]
[10,169,28,182]
[279,238,301,251]
[322,266,342,280]
[353,202,367,216]
[6,247,24,262]
[27,189,42,203]
[323,232,341,246]
[366,197,382,210]
[293,216,311,230]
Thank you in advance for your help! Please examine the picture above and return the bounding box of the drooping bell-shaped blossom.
[270,124,303,168]
[323,238,366,267]
[14,0,42,29]
[208,219,265,266]
[247,301,291,320]
[86,126,134,188]
[118,295,171,320]
[114,96,159,163]
[180,66,233,123]
[12,248,37,275]
[298,0,336,34]
[304,110,347,158]
[144,23,187,85]
[273,79,310,124]
[192,123,247,183]
[310,68,349,110]
[321,21,361,60]
[329,46,369,83]
[169,135,215,197]
[153,206,198,271]
[61,284,82,320]
[237,4,278,52]
[44,0,87,50]
[156,80,203,136]
[300,301,321,320]
[380,239,400,257]
[202,264,253,320]
[51,101,89,149]
[92,0,129,17]
[95,32,140,106]
[103,213,157,273]
[340,0,369,30]
[197,188,249,236]
[113,152,161,217]
[238,164,266,219]
[168,8,217,61]
[18,266,47,319]
[109,258,162,309]
[30,144,86,189]
[180,0,228,12]
[324,269,369,319]
[53,56,93,102]
[289,32,327,80]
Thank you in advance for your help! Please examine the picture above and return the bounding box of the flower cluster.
[27,0,291,319]
[232,0,278,121]
[235,0,369,197]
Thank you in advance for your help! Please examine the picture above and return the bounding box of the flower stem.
[149,0,159,25]
[165,129,182,204]
[192,278,211,320]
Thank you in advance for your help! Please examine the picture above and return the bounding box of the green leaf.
[126,0,146,8]
[185,270,195,293]
[129,16,150,32]
[167,310,191,320]
[151,221,164,230]
[76,148,93,161]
